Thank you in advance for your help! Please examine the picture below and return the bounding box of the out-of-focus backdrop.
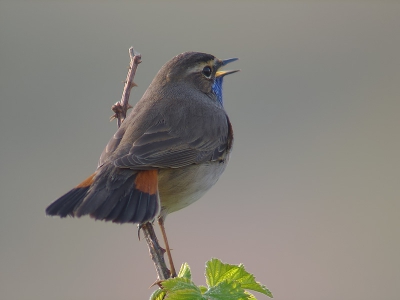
[1,1,399,300]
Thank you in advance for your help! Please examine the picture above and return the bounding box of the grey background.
[1,1,399,300]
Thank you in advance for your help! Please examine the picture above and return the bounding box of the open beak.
[216,58,240,78]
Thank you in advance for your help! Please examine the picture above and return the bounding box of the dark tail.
[46,173,95,217]
[46,166,160,224]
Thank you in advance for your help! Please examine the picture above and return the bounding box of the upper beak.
[216,58,240,78]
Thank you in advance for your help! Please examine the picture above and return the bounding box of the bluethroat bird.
[46,52,239,276]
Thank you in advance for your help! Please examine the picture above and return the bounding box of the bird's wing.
[113,115,232,170]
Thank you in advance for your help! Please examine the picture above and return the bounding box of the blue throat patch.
[212,76,224,107]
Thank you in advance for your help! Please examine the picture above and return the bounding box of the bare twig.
[142,223,171,281]
[111,47,142,127]
[111,47,171,282]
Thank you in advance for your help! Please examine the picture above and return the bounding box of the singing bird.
[46,51,238,275]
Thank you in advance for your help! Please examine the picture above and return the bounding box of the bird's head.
[158,52,239,107]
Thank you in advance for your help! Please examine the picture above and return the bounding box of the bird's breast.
[157,159,229,218]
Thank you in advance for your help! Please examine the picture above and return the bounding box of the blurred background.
[1,1,399,299]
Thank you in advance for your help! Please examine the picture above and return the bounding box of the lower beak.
[216,69,240,77]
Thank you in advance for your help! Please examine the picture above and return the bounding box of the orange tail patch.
[76,173,96,188]
[134,170,158,195]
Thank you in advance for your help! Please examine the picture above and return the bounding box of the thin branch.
[111,47,142,127]
[111,47,171,282]
[142,223,171,281]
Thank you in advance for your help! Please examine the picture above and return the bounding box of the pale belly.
[157,161,228,218]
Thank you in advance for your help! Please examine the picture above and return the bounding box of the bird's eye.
[202,66,212,78]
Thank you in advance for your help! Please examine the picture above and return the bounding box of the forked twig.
[111,47,170,281]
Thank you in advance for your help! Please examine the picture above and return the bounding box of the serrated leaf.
[205,258,227,287]
[149,289,166,300]
[205,258,273,298]
[203,280,248,300]
[230,265,272,298]
[205,258,243,287]
[177,262,192,280]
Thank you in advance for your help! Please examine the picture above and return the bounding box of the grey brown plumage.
[46,51,238,224]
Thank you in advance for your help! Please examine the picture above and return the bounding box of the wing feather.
[114,116,231,170]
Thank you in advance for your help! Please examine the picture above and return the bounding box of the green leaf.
[178,262,192,280]
[162,277,203,300]
[203,280,248,300]
[151,259,272,300]
[149,289,166,300]
[205,258,273,298]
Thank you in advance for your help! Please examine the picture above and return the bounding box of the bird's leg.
[158,217,177,278]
